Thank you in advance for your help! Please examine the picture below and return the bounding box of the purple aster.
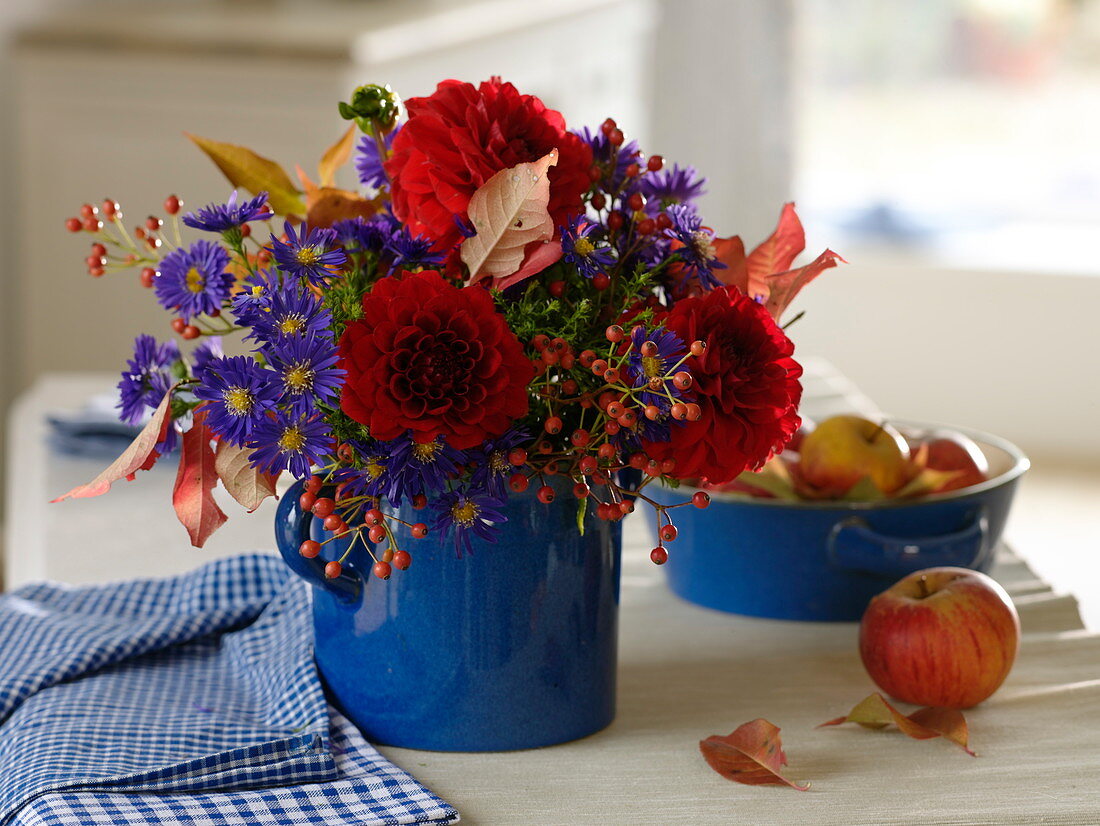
[468,428,528,499]
[329,439,392,501]
[117,335,180,425]
[247,411,331,479]
[384,434,466,507]
[384,226,446,271]
[268,221,346,286]
[155,240,233,322]
[572,126,641,191]
[249,285,332,344]
[191,337,223,381]
[354,125,400,189]
[560,215,616,279]
[624,325,691,410]
[192,355,280,447]
[182,190,273,232]
[638,164,706,215]
[332,216,390,255]
[263,334,344,415]
[230,269,282,328]
[430,488,507,557]
[665,204,725,289]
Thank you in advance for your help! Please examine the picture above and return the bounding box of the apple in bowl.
[859,567,1020,708]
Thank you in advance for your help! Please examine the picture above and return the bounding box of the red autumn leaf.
[214,439,279,512]
[763,248,845,322]
[173,408,227,548]
[714,204,841,322]
[51,389,175,502]
[744,202,805,297]
[700,718,810,790]
[819,693,976,756]
[490,239,564,292]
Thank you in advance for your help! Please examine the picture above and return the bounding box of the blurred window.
[796,0,1100,273]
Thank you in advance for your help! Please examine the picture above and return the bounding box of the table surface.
[7,364,1099,825]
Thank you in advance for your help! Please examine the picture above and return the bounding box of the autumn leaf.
[763,248,845,322]
[51,389,174,501]
[295,163,379,229]
[700,719,810,790]
[187,133,306,216]
[318,125,357,187]
[173,408,227,548]
[490,239,564,292]
[215,440,279,512]
[714,204,842,322]
[820,693,976,756]
[462,150,558,283]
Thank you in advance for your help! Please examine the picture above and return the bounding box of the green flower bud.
[338,84,400,134]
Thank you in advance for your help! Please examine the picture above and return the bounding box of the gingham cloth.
[0,555,458,825]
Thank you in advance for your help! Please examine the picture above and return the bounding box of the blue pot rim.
[678,419,1030,512]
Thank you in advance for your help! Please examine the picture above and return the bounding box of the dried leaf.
[489,239,564,292]
[318,125,357,188]
[214,440,279,512]
[819,693,976,756]
[173,408,227,548]
[462,150,558,282]
[763,248,845,322]
[186,133,305,216]
[700,719,810,790]
[51,389,174,501]
[747,203,805,287]
[721,457,799,500]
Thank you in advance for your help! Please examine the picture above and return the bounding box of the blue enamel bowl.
[650,422,1029,622]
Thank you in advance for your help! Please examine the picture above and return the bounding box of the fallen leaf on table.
[51,388,175,501]
[700,718,810,790]
[819,693,976,756]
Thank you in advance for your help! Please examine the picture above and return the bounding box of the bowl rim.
[686,419,1030,511]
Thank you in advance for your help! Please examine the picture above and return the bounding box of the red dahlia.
[338,271,534,449]
[385,78,592,252]
[642,286,803,484]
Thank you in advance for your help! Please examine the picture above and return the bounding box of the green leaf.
[576,495,587,536]
[186,133,306,216]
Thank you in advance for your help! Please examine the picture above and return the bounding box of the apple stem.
[917,575,929,599]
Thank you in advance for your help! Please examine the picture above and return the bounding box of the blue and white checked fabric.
[0,555,458,825]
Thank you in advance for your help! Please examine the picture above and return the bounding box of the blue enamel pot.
[651,423,1029,622]
[275,476,621,751]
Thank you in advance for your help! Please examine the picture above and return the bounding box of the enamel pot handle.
[275,479,362,604]
[827,511,989,580]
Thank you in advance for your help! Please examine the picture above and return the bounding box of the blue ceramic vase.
[275,477,622,751]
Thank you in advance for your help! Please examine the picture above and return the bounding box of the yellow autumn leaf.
[186,133,306,216]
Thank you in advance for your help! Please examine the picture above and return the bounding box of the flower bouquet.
[55,77,840,749]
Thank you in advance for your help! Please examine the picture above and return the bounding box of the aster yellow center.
[451,500,480,527]
[222,386,253,416]
[691,230,716,261]
[278,315,306,335]
[284,362,314,393]
[489,450,508,473]
[411,441,442,463]
[185,266,206,293]
[295,246,320,266]
[365,458,385,480]
[278,425,307,452]
[642,356,663,377]
[573,237,595,257]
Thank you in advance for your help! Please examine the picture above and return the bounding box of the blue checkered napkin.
[0,555,458,826]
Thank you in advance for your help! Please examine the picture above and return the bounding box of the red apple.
[859,567,1020,709]
[922,431,989,492]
